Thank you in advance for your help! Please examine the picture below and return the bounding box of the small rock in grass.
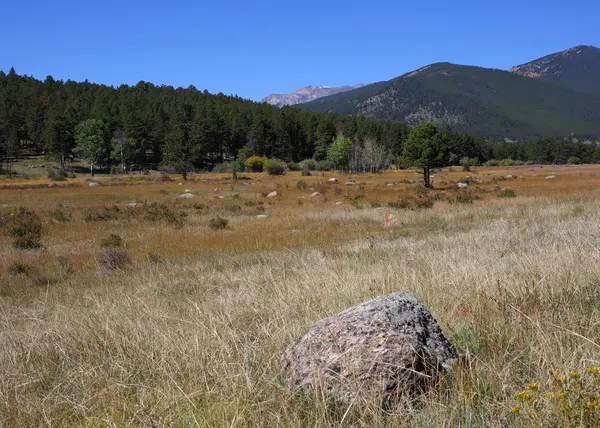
[178,193,194,199]
[545,175,556,180]
[267,191,278,198]
[328,178,337,183]
[89,182,101,187]
[457,182,468,188]
[310,192,322,197]
[335,201,344,206]
[256,214,268,219]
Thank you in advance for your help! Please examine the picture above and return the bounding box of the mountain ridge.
[261,84,365,107]
[297,46,600,140]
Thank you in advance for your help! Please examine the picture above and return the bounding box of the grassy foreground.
[1,165,599,427]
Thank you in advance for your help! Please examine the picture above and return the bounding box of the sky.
[1,0,599,101]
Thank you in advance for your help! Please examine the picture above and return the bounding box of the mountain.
[508,45,600,95]
[299,60,600,140]
[261,84,365,107]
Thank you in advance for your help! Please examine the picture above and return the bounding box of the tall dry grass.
[0,166,599,426]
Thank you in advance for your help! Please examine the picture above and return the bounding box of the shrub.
[97,249,131,270]
[296,180,308,191]
[301,169,312,176]
[209,216,229,230]
[449,193,479,204]
[5,207,44,250]
[48,168,68,181]
[370,200,382,208]
[264,158,286,175]
[141,203,186,228]
[9,263,33,275]
[301,159,317,171]
[567,156,581,165]
[287,162,300,171]
[245,156,267,172]
[497,188,516,198]
[511,368,600,427]
[487,159,500,167]
[213,161,230,173]
[388,195,435,210]
[50,209,72,222]
[316,160,333,171]
[84,205,122,222]
[460,157,479,171]
[100,233,123,248]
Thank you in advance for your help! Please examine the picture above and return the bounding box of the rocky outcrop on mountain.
[261,84,365,107]
[508,45,600,95]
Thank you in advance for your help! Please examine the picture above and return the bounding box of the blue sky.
[1,0,598,101]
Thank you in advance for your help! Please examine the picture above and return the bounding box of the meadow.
[1,164,599,427]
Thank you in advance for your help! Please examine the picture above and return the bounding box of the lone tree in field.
[74,119,110,176]
[402,123,449,188]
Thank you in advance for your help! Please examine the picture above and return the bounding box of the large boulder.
[281,292,457,403]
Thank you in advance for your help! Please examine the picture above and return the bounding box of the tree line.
[1,68,598,177]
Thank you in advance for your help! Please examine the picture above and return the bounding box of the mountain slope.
[300,62,600,139]
[508,45,600,95]
[261,84,364,107]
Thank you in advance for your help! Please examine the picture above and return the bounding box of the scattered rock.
[267,191,278,198]
[125,202,137,207]
[1,203,16,209]
[310,192,322,198]
[345,182,356,185]
[335,201,344,206]
[232,192,240,198]
[88,182,101,187]
[178,183,182,185]
[281,292,458,403]
[328,178,338,183]
[545,175,556,180]
[212,187,222,193]
[504,174,514,179]
[457,182,469,188]
[291,229,300,233]
[178,193,194,199]
[216,196,225,199]
[184,189,191,193]
[387,183,394,186]
[256,214,268,219]
[408,180,416,184]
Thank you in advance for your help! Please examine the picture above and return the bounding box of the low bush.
[287,162,300,171]
[48,169,68,181]
[245,156,267,172]
[50,209,72,222]
[316,160,333,171]
[296,180,308,191]
[9,263,34,275]
[497,188,516,198]
[301,169,312,176]
[4,207,44,250]
[209,216,229,230]
[97,249,131,270]
[300,159,316,171]
[100,234,123,248]
[388,195,435,210]
[449,193,479,204]
[264,158,286,175]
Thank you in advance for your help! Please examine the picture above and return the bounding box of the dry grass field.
[1,164,599,427]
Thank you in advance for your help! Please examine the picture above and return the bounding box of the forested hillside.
[2,68,600,174]
[0,68,409,172]
[301,62,600,140]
